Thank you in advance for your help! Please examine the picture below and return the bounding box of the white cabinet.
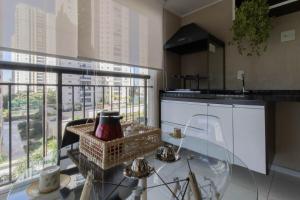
[161,100,234,162]
[161,100,208,143]
[160,100,268,174]
[233,105,266,174]
[208,104,233,162]
[161,100,207,125]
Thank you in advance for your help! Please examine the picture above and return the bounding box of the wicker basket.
[66,123,162,170]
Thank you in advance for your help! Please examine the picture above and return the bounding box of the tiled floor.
[1,170,300,199]
[267,172,300,200]
[0,193,7,200]
[224,167,300,200]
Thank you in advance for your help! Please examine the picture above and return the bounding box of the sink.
[215,94,252,100]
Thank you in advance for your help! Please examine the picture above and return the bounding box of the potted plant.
[231,0,272,56]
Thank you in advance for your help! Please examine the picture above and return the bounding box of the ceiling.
[164,0,222,17]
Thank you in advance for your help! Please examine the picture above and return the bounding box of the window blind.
[78,0,164,70]
[0,0,78,58]
[0,0,163,70]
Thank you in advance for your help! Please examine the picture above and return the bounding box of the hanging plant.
[231,0,272,56]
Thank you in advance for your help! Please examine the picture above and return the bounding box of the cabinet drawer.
[161,121,207,139]
[161,100,207,125]
[161,122,231,162]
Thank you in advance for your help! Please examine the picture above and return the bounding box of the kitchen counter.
[160,90,300,103]
[160,90,277,174]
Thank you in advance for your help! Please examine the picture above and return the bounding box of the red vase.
[95,111,123,141]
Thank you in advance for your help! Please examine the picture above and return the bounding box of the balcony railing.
[0,79,150,186]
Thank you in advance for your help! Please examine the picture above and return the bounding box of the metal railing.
[0,74,150,186]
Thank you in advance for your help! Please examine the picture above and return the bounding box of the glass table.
[8,137,258,200]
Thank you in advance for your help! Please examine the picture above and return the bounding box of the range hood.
[164,23,224,55]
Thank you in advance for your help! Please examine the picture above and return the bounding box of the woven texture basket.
[67,123,161,170]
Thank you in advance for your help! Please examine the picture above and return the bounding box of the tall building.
[55,0,77,57]
[13,68,57,94]
[11,3,47,53]
[87,0,149,104]
[58,59,96,110]
[11,3,56,93]
[84,0,148,66]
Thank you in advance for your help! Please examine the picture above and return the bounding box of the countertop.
[160,90,300,103]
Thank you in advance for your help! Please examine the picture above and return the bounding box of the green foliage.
[18,106,43,153]
[14,138,57,177]
[2,89,56,120]
[46,89,57,104]
[3,89,57,110]
[47,137,58,152]
[231,0,272,56]
[0,154,7,164]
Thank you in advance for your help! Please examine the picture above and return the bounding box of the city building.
[11,2,56,93]
[0,71,3,153]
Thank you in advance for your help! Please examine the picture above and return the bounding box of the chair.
[176,114,258,199]
[153,114,231,199]
[58,118,94,167]
[177,114,230,160]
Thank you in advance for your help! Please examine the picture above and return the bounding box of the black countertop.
[160,90,300,103]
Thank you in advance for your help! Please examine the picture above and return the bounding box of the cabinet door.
[161,121,217,157]
[161,100,207,125]
[208,104,234,162]
[233,105,266,174]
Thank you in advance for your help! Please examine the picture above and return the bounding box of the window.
[0,50,155,186]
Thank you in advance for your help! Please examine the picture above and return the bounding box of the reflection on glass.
[11,85,28,180]
[119,87,127,120]
[46,86,57,158]
[62,86,73,122]
[84,86,94,118]
[0,85,9,185]
[73,86,84,120]
[140,87,145,123]
[29,87,43,167]
[95,87,104,114]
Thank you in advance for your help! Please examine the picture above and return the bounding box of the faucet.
[241,74,247,95]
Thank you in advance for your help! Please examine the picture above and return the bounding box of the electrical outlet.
[237,70,244,80]
[209,43,216,53]
[281,30,295,42]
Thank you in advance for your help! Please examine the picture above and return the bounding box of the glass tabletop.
[8,137,258,200]
[7,151,86,200]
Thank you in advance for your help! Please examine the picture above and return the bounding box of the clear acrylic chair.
[173,114,258,200]
[152,114,257,199]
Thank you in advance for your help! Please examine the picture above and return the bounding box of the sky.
[2,52,12,81]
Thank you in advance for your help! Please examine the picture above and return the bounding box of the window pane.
[28,87,43,167]
[95,87,104,114]
[11,85,28,180]
[46,86,57,158]
[0,85,9,185]
[74,87,83,120]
